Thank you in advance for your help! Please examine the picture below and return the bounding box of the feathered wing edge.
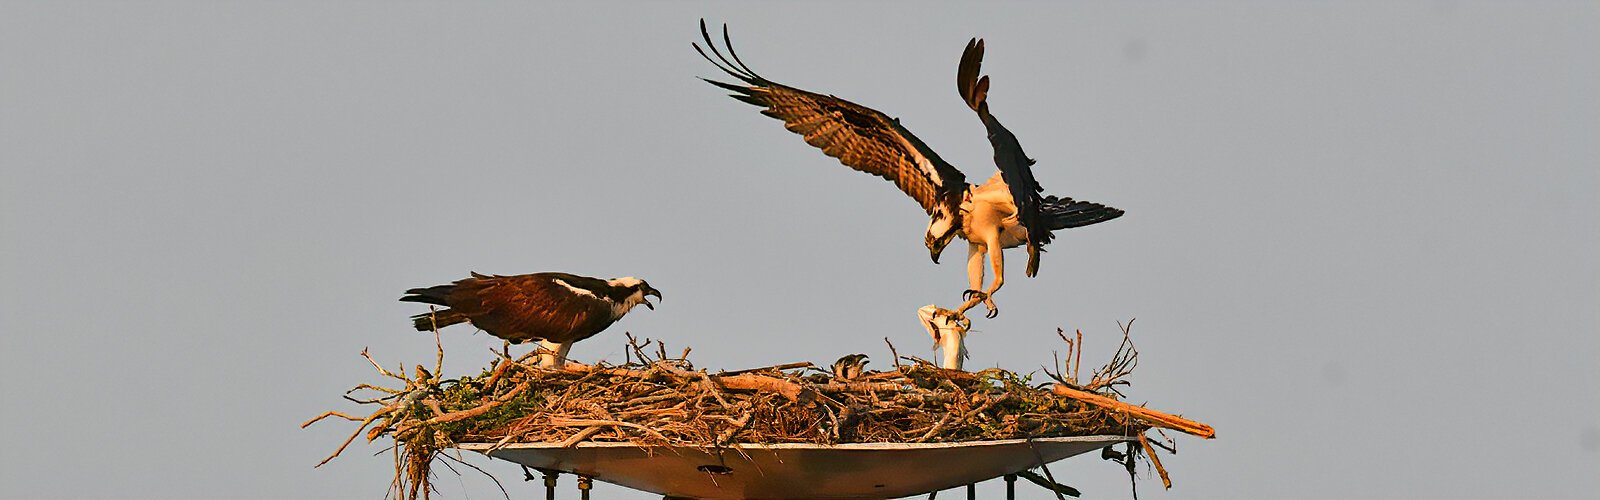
[693,19,968,220]
[957,38,1052,276]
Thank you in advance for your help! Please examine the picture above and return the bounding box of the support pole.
[965,483,975,500]
[577,475,593,500]
[540,468,559,500]
[1004,474,1017,500]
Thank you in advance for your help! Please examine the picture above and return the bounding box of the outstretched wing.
[695,20,967,216]
[958,38,1051,276]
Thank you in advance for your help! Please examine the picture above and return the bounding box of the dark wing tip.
[957,37,989,115]
[694,19,766,86]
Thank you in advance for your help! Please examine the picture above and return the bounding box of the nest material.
[306,324,1213,500]
[488,360,1134,448]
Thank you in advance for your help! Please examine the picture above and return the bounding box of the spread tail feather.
[1041,196,1124,230]
[401,284,466,331]
[400,284,454,306]
[410,309,467,331]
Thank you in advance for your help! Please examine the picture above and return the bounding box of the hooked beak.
[642,288,662,310]
[926,236,946,264]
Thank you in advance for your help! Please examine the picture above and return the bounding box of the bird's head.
[609,277,662,310]
[925,209,961,264]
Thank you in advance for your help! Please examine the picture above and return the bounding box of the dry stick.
[716,413,753,444]
[713,374,813,402]
[1050,383,1216,439]
[1148,430,1177,454]
[423,398,446,418]
[547,417,671,443]
[347,383,406,397]
[913,412,955,443]
[884,337,902,369]
[1053,328,1074,384]
[436,452,511,500]
[1073,330,1083,384]
[481,356,514,393]
[431,322,444,377]
[1139,433,1173,490]
[696,372,732,407]
[313,407,395,467]
[1026,438,1072,500]
[715,361,814,377]
[390,439,404,500]
[813,381,912,393]
[302,411,368,427]
[363,348,407,381]
[558,426,606,448]
[1014,470,1081,498]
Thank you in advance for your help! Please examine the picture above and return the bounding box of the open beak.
[643,288,661,310]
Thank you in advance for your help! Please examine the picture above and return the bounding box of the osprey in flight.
[695,22,1123,319]
[401,272,661,368]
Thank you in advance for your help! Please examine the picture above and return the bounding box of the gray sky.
[2,2,1596,499]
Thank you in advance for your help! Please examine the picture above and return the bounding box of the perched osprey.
[695,22,1123,319]
[400,272,661,368]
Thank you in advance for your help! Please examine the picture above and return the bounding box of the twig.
[715,362,813,376]
[437,452,511,500]
[1073,329,1083,384]
[1015,470,1081,498]
[363,349,406,381]
[1026,437,1073,500]
[558,426,606,448]
[312,407,395,467]
[913,412,954,443]
[547,417,671,443]
[1050,383,1215,439]
[1139,433,1172,490]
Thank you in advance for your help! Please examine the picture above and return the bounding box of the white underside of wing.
[552,279,599,299]
[891,134,946,188]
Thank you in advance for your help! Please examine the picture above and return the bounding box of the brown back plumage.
[402,272,621,344]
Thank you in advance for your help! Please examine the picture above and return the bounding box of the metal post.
[577,475,593,500]
[1004,474,1017,500]
[541,469,559,500]
[965,483,975,500]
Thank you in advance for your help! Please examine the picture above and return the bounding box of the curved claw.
[983,296,1000,319]
[933,307,971,327]
[962,289,988,301]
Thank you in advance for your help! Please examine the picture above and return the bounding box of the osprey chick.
[401,272,661,368]
[695,21,1123,320]
[831,354,870,380]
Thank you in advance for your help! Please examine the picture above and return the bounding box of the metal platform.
[460,435,1132,499]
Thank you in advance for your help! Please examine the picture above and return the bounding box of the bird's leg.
[536,340,572,369]
[978,235,1005,319]
[955,241,988,317]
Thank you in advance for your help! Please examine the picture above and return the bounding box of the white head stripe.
[607,277,643,288]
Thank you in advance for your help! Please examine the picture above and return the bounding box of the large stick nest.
[306,322,1211,500]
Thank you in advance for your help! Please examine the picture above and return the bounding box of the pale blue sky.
[2,2,1596,499]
